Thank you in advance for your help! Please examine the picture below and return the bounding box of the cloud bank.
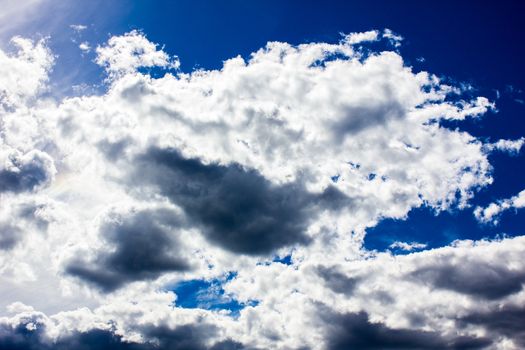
[0,29,523,349]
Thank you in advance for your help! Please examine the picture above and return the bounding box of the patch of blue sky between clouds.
[254,254,293,267]
[364,205,525,254]
[273,254,292,265]
[172,273,258,317]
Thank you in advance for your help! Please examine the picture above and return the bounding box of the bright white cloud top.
[0,30,524,349]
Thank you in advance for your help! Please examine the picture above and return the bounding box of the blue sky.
[0,1,524,349]
[9,1,525,92]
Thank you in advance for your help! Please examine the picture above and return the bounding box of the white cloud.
[95,30,179,80]
[0,36,53,110]
[226,236,525,349]
[383,28,404,47]
[343,30,379,45]
[389,241,427,251]
[474,189,525,224]
[484,137,525,155]
[0,30,523,349]
[78,41,90,53]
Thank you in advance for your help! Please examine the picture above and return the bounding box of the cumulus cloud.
[0,150,56,194]
[66,206,193,292]
[323,310,491,350]
[315,265,361,295]
[0,197,55,251]
[95,30,179,80]
[0,36,53,109]
[474,189,525,224]
[459,305,525,348]
[132,147,348,255]
[225,236,525,348]
[0,29,523,349]
[0,316,243,350]
[411,261,525,300]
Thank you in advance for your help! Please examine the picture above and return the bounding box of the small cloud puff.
[343,30,379,45]
[95,30,179,80]
[78,41,91,53]
[382,28,404,47]
[474,189,525,224]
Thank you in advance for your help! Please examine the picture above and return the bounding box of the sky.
[0,1,524,349]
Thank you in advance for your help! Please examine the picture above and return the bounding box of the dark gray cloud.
[132,147,348,255]
[316,265,361,295]
[0,152,54,193]
[66,208,191,292]
[458,305,525,348]
[0,320,245,350]
[411,262,525,300]
[323,310,491,350]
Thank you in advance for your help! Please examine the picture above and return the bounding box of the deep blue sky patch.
[172,273,258,316]
[365,205,525,254]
